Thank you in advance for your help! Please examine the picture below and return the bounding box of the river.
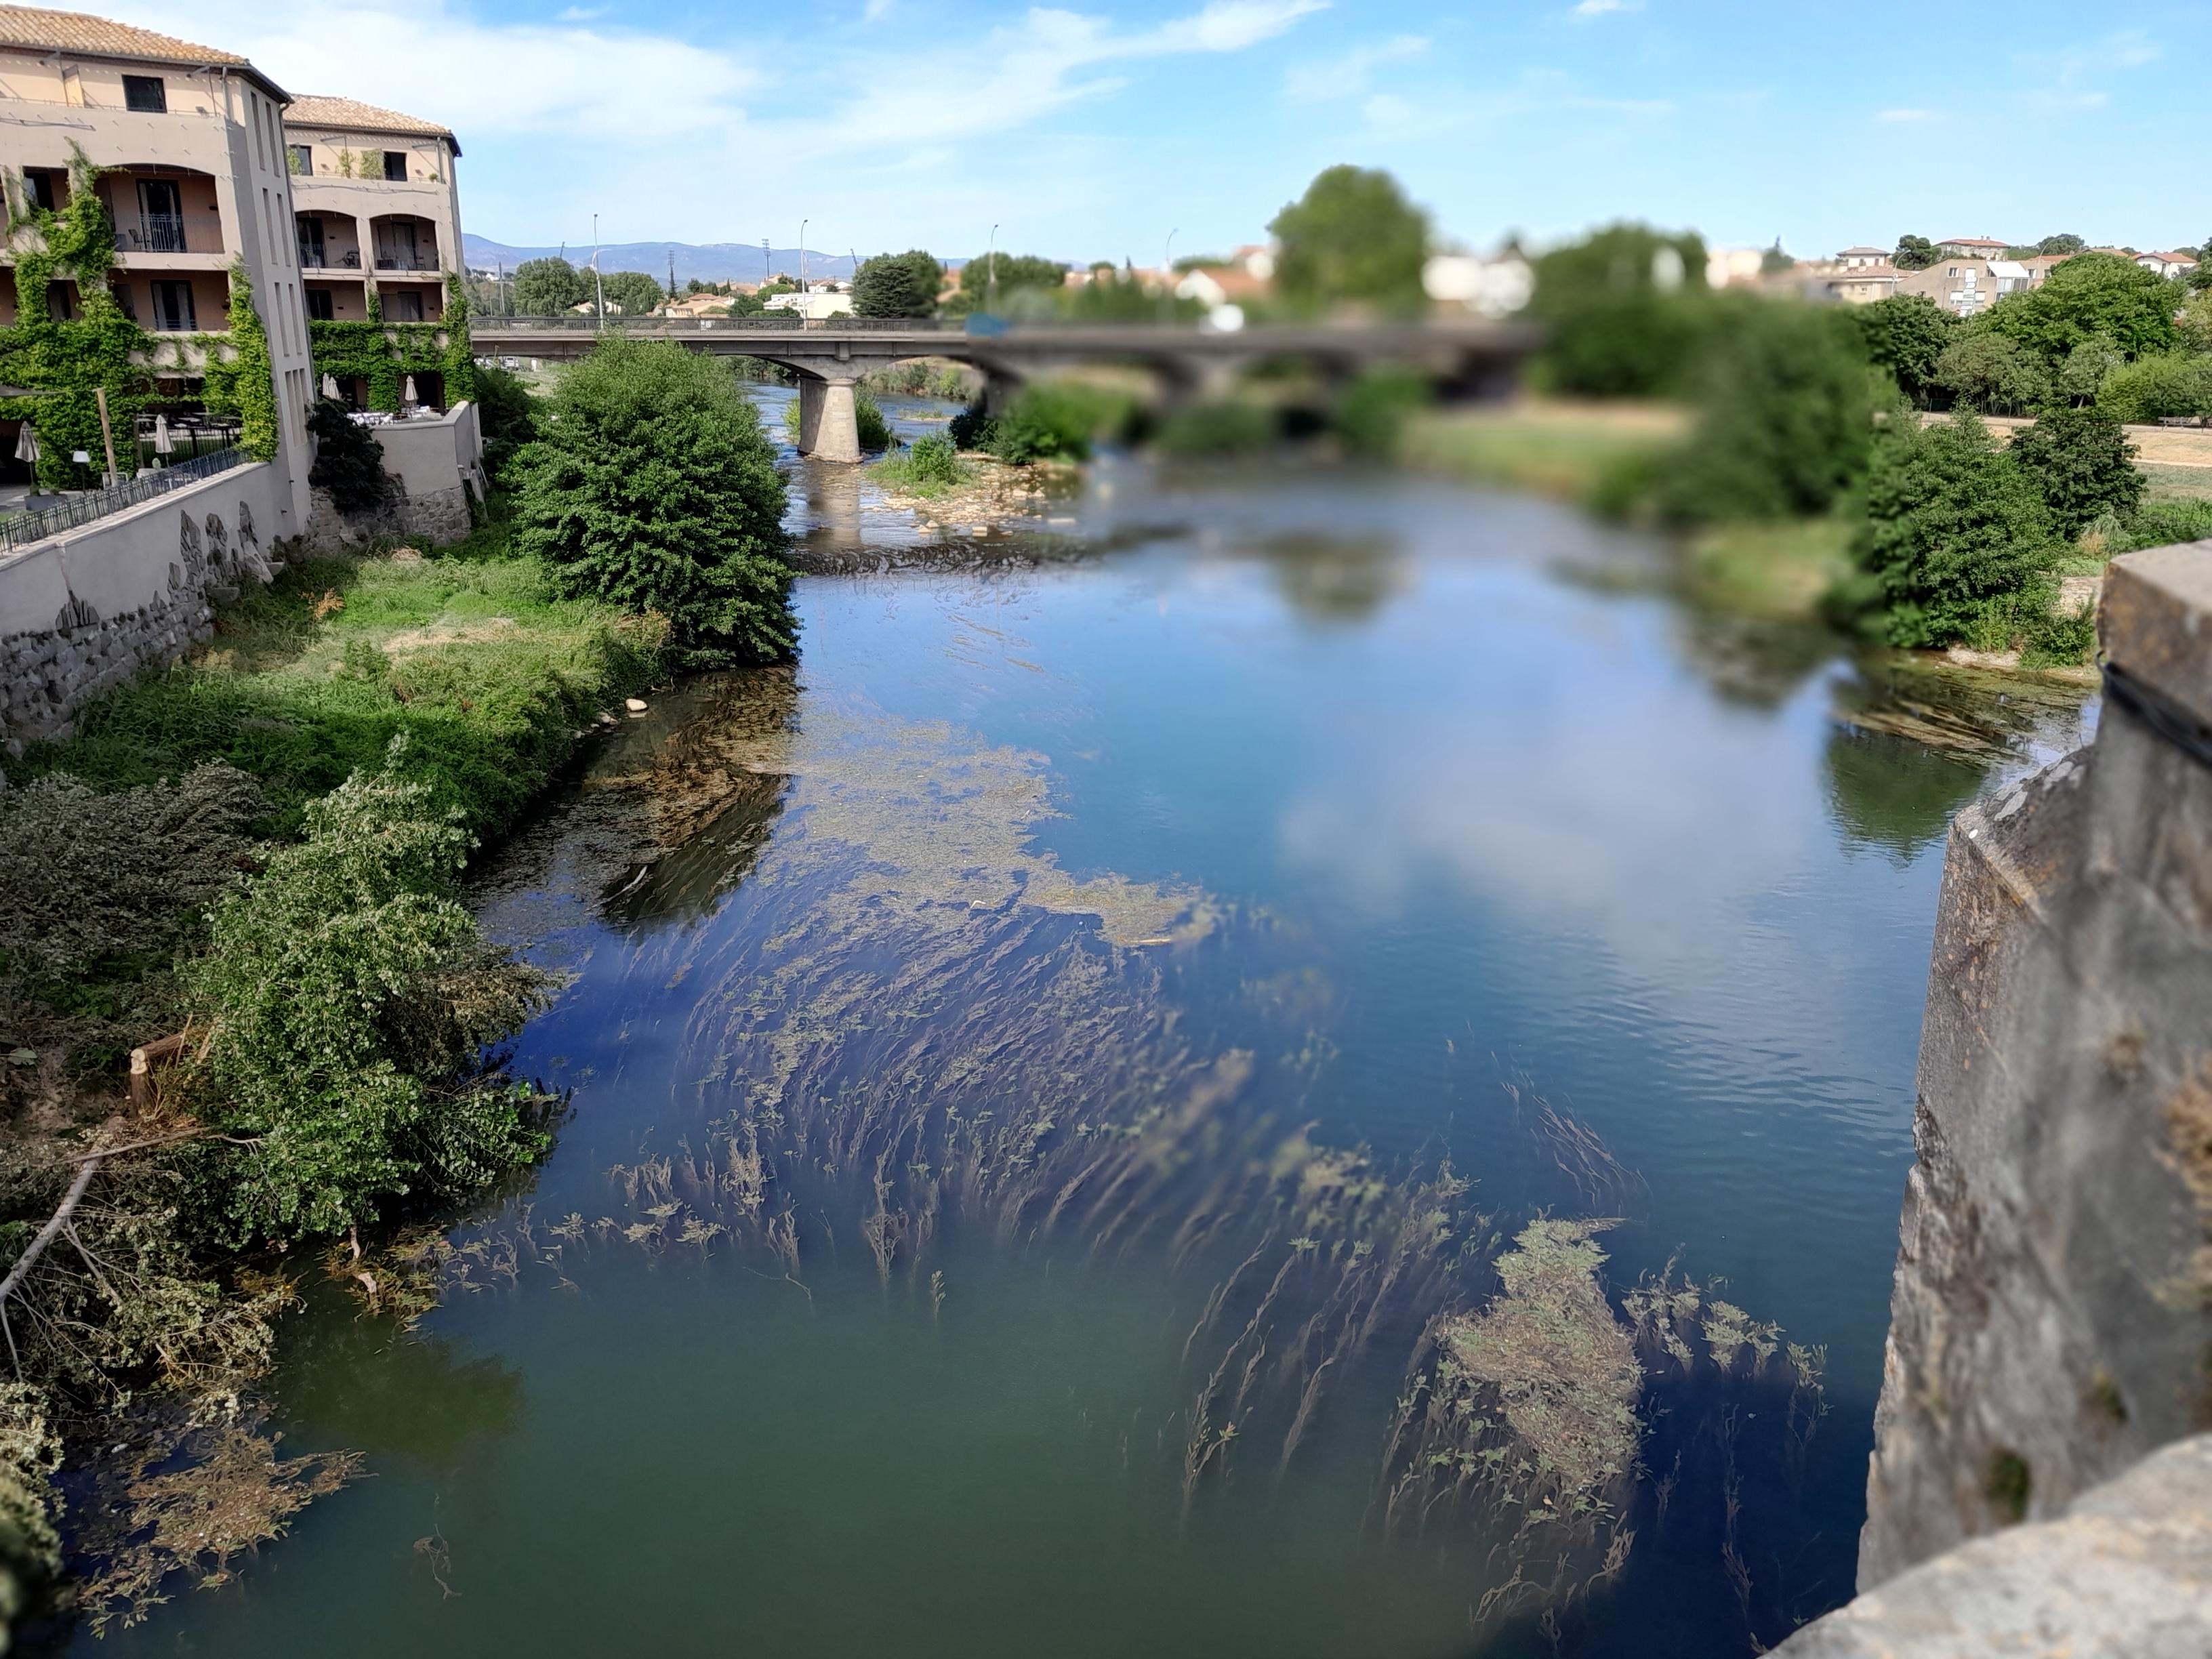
[73,392,2092,1656]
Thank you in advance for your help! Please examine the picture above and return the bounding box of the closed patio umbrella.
[402,375,418,405]
[152,413,173,455]
[321,373,340,400]
[13,424,37,465]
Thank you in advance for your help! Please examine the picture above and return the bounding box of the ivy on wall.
[306,273,475,413]
[199,262,279,461]
[0,146,150,488]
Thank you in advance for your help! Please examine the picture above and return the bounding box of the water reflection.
[1243,530,1412,625]
[272,1296,525,1471]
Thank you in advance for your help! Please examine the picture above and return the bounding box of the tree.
[1838,413,2057,648]
[853,249,944,318]
[512,255,588,316]
[1933,329,2049,413]
[2095,352,2212,424]
[2035,232,2087,257]
[305,398,388,514]
[1893,234,1940,271]
[1528,222,1711,398]
[2055,338,2123,405]
[1658,298,1873,521]
[956,253,1067,301]
[472,364,537,481]
[1978,251,2181,365]
[510,340,794,665]
[2007,406,2144,537]
[598,269,663,316]
[1759,241,1794,275]
[1850,294,1958,405]
[1268,165,1430,317]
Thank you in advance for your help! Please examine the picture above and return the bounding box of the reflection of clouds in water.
[1277,654,1820,972]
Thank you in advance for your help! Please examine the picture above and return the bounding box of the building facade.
[283,96,462,328]
[0,6,317,524]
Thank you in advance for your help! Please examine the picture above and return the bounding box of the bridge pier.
[795,373,863,464]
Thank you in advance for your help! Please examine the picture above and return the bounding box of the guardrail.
[472,314,966,333]
[0,447,247,556]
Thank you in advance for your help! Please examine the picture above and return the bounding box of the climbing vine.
[198,262,279,461]
[306,274,474,413]
[0,146,150,488]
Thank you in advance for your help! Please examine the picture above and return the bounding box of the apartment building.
[0,5,316,520]
[284,96,462,329]
[1895,257,2036,319]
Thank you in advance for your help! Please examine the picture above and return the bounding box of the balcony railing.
[374,252,440,272]
[0,447,245,554]
[122,213,188,253]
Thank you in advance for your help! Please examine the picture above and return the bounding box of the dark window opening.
[386,289,423,322]
[305,289,335,321]
[150,279,197,333]
[123,75,167,114]
[24,170,59,212]
[382,151,408,182]
[289,144,312,176]
[297,213,325,267]
[45,281,73,323]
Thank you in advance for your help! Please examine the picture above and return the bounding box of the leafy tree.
[957,253,1067,302]
[1893,234,1940,271]
[2095,352,2212,424]
[1850,294,1957,405]
[306,398,388,514]
[854,249,944,318]
[1933,329,2048,413]
[1658,298,1873,521]
[2035,232,2087,257]
[183,745,557,1246]
[472,363,537,481]
[1268,165,1430,317]
[2055,339,2123,405]
[511,255,588,316]
[510,340,794,665]
[1979,251,2180,365]
[985,382,1133,464]
[598,269,663,316]
[1836,413,2057,648]
[1528,222,1712,398]
[1759,241,1795,275]
[2007,406,2144,537]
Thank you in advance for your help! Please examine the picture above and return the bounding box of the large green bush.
[987,382,1132,464]
[2007,406,2144,537]
[1849,295,1957,406]
[1528,224,1713,398]
[853,250,943,318]
[1835,413,2058,648]
[181,745,556,1246]
[1932,330,2048,414]
[306,399,389,515]
[1333,367,1433,457]
[2095,352,2212,424]
[472,363,538,482]
[510,340,794,666]
[1658,300,1873,521]
[1267,165,1430,319]
[1979,251,2180,366]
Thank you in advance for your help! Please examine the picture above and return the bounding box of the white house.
[2137,249,2201,279]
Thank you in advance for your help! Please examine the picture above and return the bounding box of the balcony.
[122,213,188,254]
[299,248,364,270]
[373,251,441,273]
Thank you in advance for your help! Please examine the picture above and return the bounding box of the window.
[386,289,423,322]
[383,151,409,182]
[306,288,335,321]
[123,75,167,113]
[290,144,312,176]
[24,169,58,212]
[45,281,72,323]
[149,279,197,332]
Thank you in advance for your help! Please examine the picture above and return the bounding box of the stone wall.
[0,462,289,752]
[1776,540,2212,1651]
[304,402,485,550]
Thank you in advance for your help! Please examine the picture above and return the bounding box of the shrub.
[871,432,969,495]
[2118,497,2212,551]
[1849,295,1957,407]
[855,387,892,451]
[1837,413,2059,648]
[1528,223,1713,398]
[853,250,943,319]
[181,743,558,1246]
[1932,331,2049,414]
[2095,353,2212,425]
[2020,600,2097,668]
[1333,367,1433,457]
[948,398,998,451]
[987,382,1132,464]
[510,339,793,667]
[1156,398,1275,458]
[1979,251,2181,365]
[1658,300,1874,522]
[472,364,537,483]
[306,399,389,515]
[2007,407,2144,538]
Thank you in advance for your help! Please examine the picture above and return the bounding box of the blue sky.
[127,1,2212,262]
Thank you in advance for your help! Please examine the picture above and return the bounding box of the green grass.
[870,433,972,498]
[1400,401,1689,504]
[6,522,663,840]
[1683,516,1856,621]
[2140,463,2212,503]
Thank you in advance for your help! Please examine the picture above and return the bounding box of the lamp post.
[592,213,605,329]
[1162,228,1178,323]
[987,222,1000,311]
[800,219,808,293]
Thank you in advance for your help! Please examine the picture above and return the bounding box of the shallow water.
[74,409,2091,1656]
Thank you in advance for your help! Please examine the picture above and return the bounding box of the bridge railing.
[471,314,970,333]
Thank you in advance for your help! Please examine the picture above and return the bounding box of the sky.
[118,0,2212,264]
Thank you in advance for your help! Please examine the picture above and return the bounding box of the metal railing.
[124,213,188,253]
[375,253,441,272]
[0,447,246,555]
[473,313,965,332]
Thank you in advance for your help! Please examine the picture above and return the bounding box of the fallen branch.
[0,1158,98,1378]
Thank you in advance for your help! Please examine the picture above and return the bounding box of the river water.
[76,395,2091,1657]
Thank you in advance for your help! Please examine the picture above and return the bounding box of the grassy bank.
[1401,399,1689,503]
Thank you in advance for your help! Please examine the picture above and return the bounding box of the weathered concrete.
[1803,539,2212,1643]
[1776,1433,2212,1656]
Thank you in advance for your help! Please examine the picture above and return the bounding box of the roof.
[285,94,459,155]
[2144,250,2200,264]
[1837,245,1888,256]
[0,5,285,96]
[1940,236,2011,247]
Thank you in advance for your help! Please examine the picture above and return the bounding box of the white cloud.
[1875,108,1935,123]
[1286,34,1427,102]
[1570,0,1642,17]
[2018,28,2158,111]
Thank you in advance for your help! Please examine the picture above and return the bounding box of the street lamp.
[987,222,1000,311]
[800,219,808,293]
[1162,228,1178,322]
[592,212,605,328]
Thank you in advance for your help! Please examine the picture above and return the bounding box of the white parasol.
[321,373,340,400]
[402,375,418,405]
[12,424,36,465]
[152,413,173,455]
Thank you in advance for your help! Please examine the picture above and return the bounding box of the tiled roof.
[0,5,287,95]
[285,94,458,154]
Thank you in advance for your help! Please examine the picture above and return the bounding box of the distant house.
[1898,258,2009,318]
[762,290,853,320]
[1822,262,1902,304]
[1937,235,2012,258]
[1835,246,1890,268]
[2016,253,2073,287]
[658,293,733,319]
[2137,249,2202,279]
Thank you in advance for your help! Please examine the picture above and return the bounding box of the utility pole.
[1162,228,1178,323]
[800,219,808,293]
[761,239,769,289]
[987,222,999,311]
[591,216,605,327]
[668,249,677,308]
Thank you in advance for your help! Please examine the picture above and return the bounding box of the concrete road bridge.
[470,315,1542,462]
